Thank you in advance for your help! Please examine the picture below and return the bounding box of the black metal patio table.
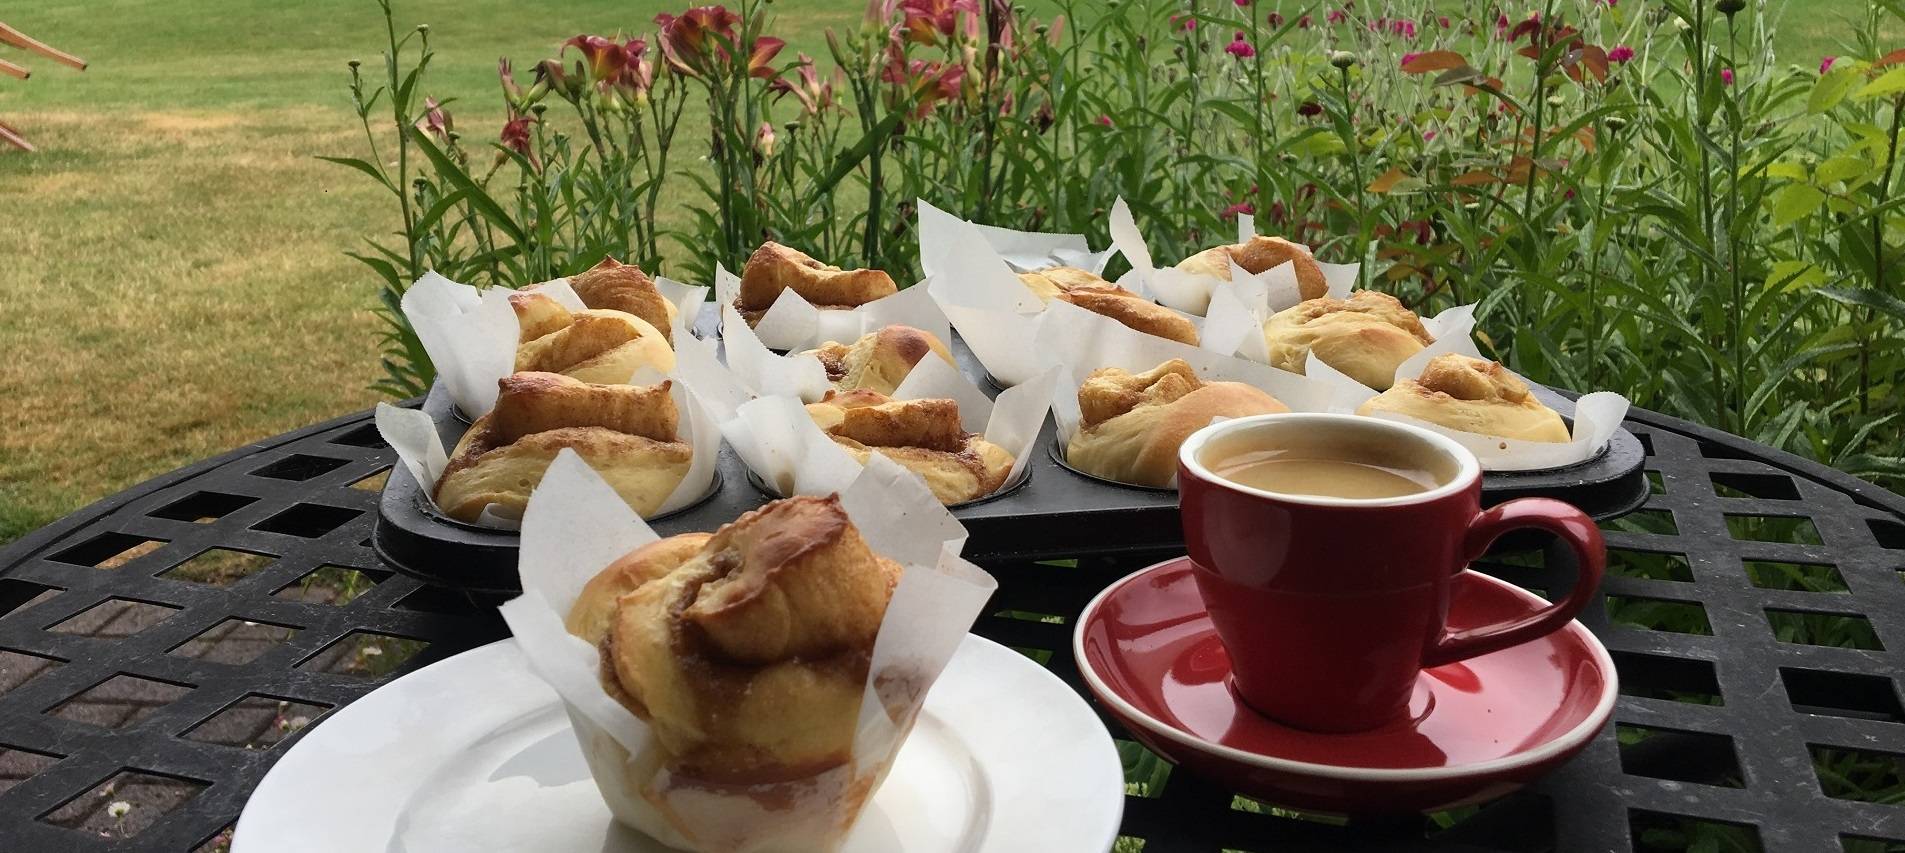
[1,398,1903,853]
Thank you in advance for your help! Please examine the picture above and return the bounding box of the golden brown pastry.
[566,494,902,783]
[1017,266,1200,346]
[1176,235,1328,301]
[435,372,692,521]
[528,257,677,344]
[1261,290,1432,390]
[799,325,955,396]
[1067,359,1288,487]
[804,390,1015,504]
[736,242,897,325]
[1357,354,1570,442]
[511,293,676,384]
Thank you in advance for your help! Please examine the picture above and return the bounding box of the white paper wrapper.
[498,450,997,853]
[714,263,952,353]
[719,304,833,404]
[402,273,588,418]
[955,221,1116,276]
[653,275,712,342]
[372,366,723,528]
[1299,318,1632,470]
[722,362,1059,503]
[1107,197,1359,317]
[1033,300,1335,488]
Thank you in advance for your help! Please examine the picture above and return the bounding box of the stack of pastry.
[435,372,693,521]
[1177,235,1328,300]
[1066,359,1288,487]
[1016,266,1200,345]
[1358,354,1570,442]
[798,324,955,396]
[511,291,676,383]
[563,493,905,849]
[524,256,679,344]
[805,391,1015,504]
[1260,290,1432,390]
[735,242,897,326]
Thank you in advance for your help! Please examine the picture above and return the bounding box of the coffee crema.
[1210,451,1437,499]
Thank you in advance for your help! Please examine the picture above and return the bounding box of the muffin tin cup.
[377,307,1648,592]
[741,458,1034,510]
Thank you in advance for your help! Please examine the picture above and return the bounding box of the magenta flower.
[1437,16,1451,28]
[1820,56,1837,74]
[1494,13,1509,37]
[1220,202,1254,220]
[1392,19,1416,38]
[1721,67,1734,86]
[1268,12,1284,26]
[1235,0,1250,6]
[1298,14,1313,28]
[1169,13,1197,31]
[1326,9,1347,24]
[1095,113,1113,127]
[1422,129,1436,141]
[1608,44,1634,63]
[1400,51,1420,68]
[1226,32,1256,58]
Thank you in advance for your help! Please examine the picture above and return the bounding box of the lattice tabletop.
[0,403,1901,852]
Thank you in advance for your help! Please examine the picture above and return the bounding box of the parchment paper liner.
[1108,198,1361,317]
[1032,300,1335,489]
[712,262,952,354]
[920,200,1174,390]
[497,451,996,852]
[1304,334,1633,471]
[374,365,722,530]
[402,271,708,419]
[720,356,1059,503]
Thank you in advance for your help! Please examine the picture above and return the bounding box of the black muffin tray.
[375,306,1647,593]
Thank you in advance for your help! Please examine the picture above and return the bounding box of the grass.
[0,0,1891,545]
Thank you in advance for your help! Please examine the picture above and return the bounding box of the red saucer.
[1074,557,1616,814]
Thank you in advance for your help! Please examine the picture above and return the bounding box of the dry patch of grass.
[0,107,387,540]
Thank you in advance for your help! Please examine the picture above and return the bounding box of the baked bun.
[736,242,897,325]
[1018,267,1199,346]
[566,494,901,783]
[1175,235,1327,300]
[800,324,955,396]
[435,372,692,521]
[537,257,678,344]
[804,391,1014,504]
[1261,290,1431,390]
[1066,359,1287,487]
[513,299,676,384]
[1357,354,1570,442]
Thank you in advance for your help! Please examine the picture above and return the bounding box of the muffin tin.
[375,307,1648,593]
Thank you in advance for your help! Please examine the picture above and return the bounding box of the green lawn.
[0,0,1890,544]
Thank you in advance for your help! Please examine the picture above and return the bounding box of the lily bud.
[754,121,778,156]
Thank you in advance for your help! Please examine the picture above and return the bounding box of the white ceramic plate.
[234,635,1124,853]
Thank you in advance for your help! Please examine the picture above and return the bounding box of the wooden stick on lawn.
[0,23,87,70]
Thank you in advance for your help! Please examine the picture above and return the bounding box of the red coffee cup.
[1177,412,1605,733]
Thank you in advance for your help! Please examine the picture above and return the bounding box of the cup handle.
[1420,497,1606,668]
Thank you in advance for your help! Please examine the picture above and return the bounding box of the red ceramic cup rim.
[1072,564,1620,782]
[1178,412,1483,509]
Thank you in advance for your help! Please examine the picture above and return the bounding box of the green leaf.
[316,156,395,193]
[1808,67,1861,113]
[1857,66,1905,99]
[811,109,906,197]
[1819,287,1905,324]
[407,127,527,245]
[1767,259,1826,292]
[412,188,468,235]
[1763,161,1808,181]
[1770,183,1826,228]
[1815,155,1872,185]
